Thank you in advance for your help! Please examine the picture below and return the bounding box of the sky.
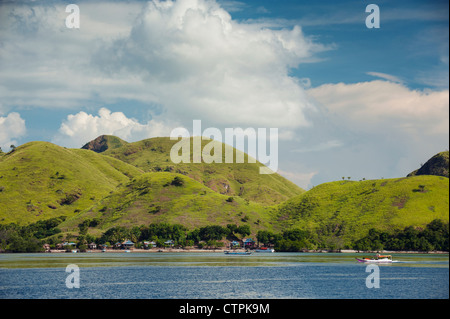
[0,0,448,189]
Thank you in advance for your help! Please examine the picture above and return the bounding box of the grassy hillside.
[0,141,143,224]
[1,138,448,251]
[277,175,449,245]
[59,172,277,237]
[101,136,305,205]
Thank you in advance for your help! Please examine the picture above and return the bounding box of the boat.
[254,247,275,253]
[356,254,396,263]
[224,250,252,255]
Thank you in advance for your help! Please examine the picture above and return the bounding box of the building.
[122,240,135,249]
[243,238,255,249]
[143,241,157,249]
[229,241,240,249]
[164,239,175,247]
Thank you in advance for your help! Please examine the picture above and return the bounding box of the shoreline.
[26,248,449,254]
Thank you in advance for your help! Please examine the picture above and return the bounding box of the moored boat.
[254,247,275,253]
[224,250,252,255]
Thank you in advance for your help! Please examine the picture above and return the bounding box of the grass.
[277,176,449,245]
[0,141,142,224]
[59,172,277,237]
[1,138,448,246]
[103,137,305,205]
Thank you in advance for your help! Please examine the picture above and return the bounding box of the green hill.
[98,136,305,205]
[0,141,142,224]
[59,172,276,237]
[277,175,449,245]
[1,138,448,251]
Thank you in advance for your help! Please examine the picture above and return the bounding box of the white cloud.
[0,0,329,139]
[306,80,449,179]
[366,72,404,84]
[308,80,449,137]
[92,0,329,131]
[291,140,343,153]
[52,108,173,148]
[277,169,317,190]
[0,113,26,151]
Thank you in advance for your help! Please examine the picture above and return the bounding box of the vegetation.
[102,136,305,205]
[1,218,447,253]
[56,171,275,235]
[277,176,449,246]
[0,141,142,224]
[0,217,66,252]
[353,219,449,252]
[0,136,448,254]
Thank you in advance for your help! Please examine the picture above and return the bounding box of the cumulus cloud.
[92,0,329,130]
[306,80,449,179]
[0,113,26,151]
[0,0,328,138]
[52,108,173,148]
[307,80,449,137]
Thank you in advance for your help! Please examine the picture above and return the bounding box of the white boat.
[356,254,397,263]
[254,247,275,253]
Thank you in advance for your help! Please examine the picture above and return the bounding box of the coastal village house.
[122,240,135,249]
[243,238,255,249]
[230,241,240,249]
[164,239,175,247]
[143,241,157,249]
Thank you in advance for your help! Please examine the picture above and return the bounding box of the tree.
[199,225,229,241]
[257,230,276,245]
[236,225,250,238]
[171,176,184,187]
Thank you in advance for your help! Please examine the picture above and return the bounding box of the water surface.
[0,252,447,299]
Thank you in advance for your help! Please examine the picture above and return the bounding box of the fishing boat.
[224,250,252,255]
[254,247,275,253]
[356,254,396,263]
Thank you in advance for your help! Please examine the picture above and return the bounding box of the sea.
[0,252,447,300]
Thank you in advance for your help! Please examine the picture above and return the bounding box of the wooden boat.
[356,254,395,263]
[224,250,252,255]
[254,247,275,253]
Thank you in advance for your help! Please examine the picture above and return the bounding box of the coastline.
[33,248,449,254]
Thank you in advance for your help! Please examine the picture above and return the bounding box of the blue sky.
[0,0,448,188]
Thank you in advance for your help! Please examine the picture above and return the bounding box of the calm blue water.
[0,253,448,299]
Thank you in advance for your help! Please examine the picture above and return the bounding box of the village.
[43,238,261,253]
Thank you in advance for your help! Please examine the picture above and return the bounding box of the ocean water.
[0,252,448,299]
